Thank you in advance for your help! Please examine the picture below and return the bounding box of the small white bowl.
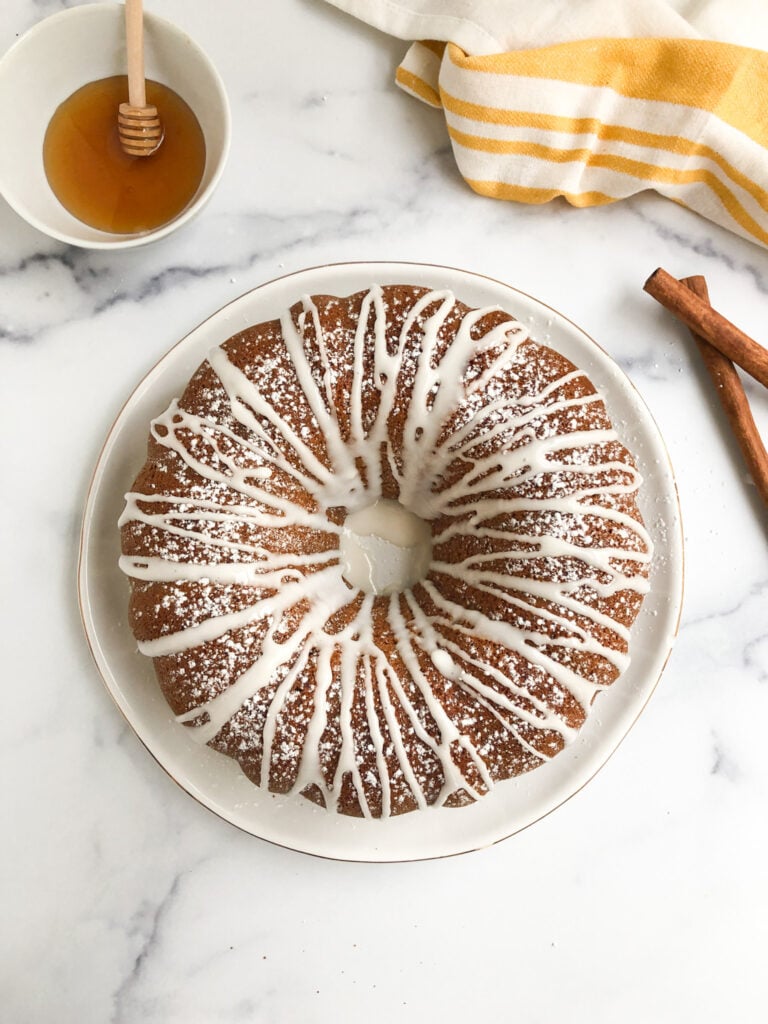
[0,2,230,249]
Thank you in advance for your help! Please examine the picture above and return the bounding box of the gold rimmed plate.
[78,261,684,862]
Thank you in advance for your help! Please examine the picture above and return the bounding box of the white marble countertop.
[2,2,767,1021]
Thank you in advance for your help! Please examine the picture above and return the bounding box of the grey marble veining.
[2,2,767,1022]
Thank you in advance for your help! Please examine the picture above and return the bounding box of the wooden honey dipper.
[117,0,164,157]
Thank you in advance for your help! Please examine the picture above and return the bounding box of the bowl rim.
[0,1,231,250]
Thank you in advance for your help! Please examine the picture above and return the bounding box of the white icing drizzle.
[120,285,652,817]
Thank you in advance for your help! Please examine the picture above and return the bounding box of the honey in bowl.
[43,76,206,235]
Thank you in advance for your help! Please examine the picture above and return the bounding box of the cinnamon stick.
[644,267,768,389]
[681,275,768,508]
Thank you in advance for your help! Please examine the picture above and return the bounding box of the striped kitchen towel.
[323,0,768,249]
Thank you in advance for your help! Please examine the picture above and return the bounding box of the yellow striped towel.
[324,1,768,249]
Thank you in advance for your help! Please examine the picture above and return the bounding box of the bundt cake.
[119,284,652,818]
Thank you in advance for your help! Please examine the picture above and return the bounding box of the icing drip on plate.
[119,284,652,818]
[340,500,433,596]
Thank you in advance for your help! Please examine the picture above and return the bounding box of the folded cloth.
[323,0,768,249]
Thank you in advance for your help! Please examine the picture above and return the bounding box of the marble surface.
[2,1,767,1021]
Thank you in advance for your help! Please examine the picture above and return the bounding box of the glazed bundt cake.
[119,284,652,818]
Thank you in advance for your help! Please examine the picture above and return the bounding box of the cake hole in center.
[339,499,432,596]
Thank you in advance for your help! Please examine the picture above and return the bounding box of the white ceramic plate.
[78,262,684,862]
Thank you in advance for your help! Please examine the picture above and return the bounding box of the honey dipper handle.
[125,0,146,109]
